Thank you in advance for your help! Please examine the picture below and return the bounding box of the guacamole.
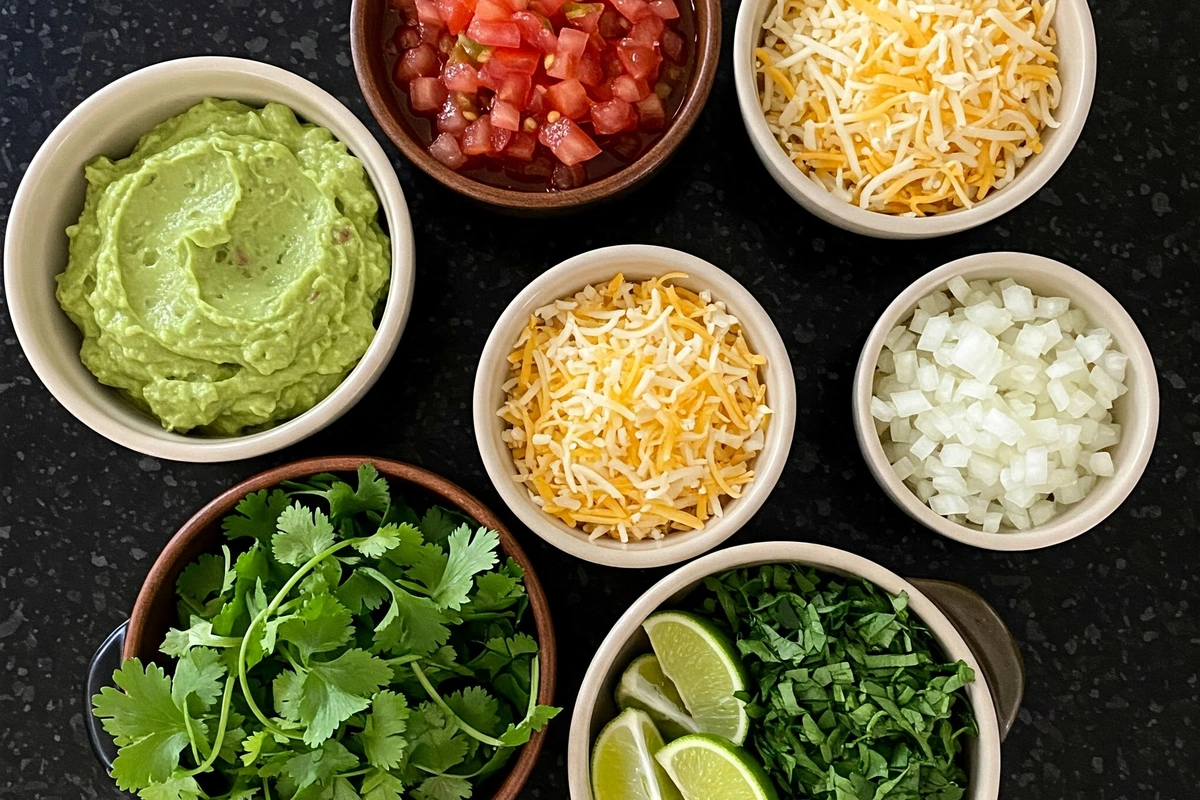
[56,99,390,435]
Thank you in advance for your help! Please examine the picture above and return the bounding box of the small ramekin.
[4,56,416,462]
[852,252,1159,550]
[733,0,1097,239]
[473,245,797,568]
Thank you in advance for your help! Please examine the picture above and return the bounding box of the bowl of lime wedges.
[567,542,1025,800]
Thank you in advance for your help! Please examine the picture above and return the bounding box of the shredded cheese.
[756,0,1061,215]
[497,274,772,543]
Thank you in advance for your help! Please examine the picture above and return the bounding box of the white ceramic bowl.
[853,252,1159,550]
[473,245,797,568]
[3,56,415,462]
[733,0,1097,239]
[567,542,1005,800]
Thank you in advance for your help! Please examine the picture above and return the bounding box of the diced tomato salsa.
[384,0,693,191]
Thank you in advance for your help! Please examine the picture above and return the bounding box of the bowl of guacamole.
[5,57,415,460]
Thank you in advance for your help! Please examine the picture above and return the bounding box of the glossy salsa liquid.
[383,0,698,192]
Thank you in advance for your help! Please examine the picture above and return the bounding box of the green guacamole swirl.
[56,99,391,436]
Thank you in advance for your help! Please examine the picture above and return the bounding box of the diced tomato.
[590,97,635,134]
[611,0,654,22]
[501,0,530,10]
[491,99,522,130]
[473,0,513,20]
[529,0,568,15]
[546,78,591,119]
[590,78,613,101]
[611,73,650,102]
[538,117,601,165]
[410,76,448,111]
[442,61,480,92]
[497,74,533,104]
[545,52,576,80]
[416,20,443,43]
[489,47,540,76]
[630,14,663,45]
[394,43,439,83]
[436,0,474,33]
[526,85,548,115]
[557,27,590,57]
[505,131,538,160]
[601,46,624,79]
[491,123,514,152]
[462,115,495,155]
[635,92,666,131]
[551,162,587,190]
[429,132,467,168]
[436,95,471,134]
[512,11,559,52]
[576,51,604,86]
[393,25,422,49]
[598,8,626,38]
[661,28,683,62]
[466,18,521,46]
[648,0,679,18]
[415,0,443,24]
[616,38,660,81]
[564,3,604,33]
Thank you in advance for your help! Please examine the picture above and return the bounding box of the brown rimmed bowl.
[350,0,721,213]
[85,456,557,800]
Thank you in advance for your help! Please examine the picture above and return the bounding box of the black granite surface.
[1,0,1198,797]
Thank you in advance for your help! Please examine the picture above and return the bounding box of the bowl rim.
[731,0,1098,239]
[349,0,722,211]
[3,56,416,463]
[122,455,557,800]
[852,251,1160,550]
[472,244,797,568]
[565,541,1003,800]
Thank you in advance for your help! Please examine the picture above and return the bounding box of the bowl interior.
[733,0,1096,238]
[123,456,556,800]
[568,543,1001,799]
[474,245,796,567]
[351,0,722,211]
[4,57,414,461]
[854,254,1158,549]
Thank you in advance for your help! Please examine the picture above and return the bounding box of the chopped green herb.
[93,463,559,800]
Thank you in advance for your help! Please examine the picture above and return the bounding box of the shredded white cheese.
[757,0,1061,215]
[497,274,772,543]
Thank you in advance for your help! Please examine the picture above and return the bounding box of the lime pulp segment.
[591,707,684,800]
[654,734,779,800]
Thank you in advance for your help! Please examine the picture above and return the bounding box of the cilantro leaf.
[413,775,472,800]
[406,704,467,774]
[352,523,407,559]
[325,463,392,520]
[175,550,231,616]
[136,774,204,800]
[273,649,393,746]
[445,686,501,737]
[337,571,391,614]
[359,567,451,656]
[496,703,559,747]
[273,504,337,566]
[417,507,468,546]
[357,690,411,771]
[223,489,291,548]
[170,648,225,715]
[161,620,242,658]
[424,525,500,610]
[286,740,359,790]
[278,593,354,663]
[210,544,271,637]
[361,769,407,800]
[92,659,190,790]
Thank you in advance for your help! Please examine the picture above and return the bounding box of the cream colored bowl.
[473,245,797,568]
[733,0,1097,239]
[4,57,415,462]
[567,542,1009,800]
[853,252,1159,550]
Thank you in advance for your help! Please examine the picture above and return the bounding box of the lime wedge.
[591,708,685,800]
[615,654,701,741]
[654,734,779,800]
[642,611,749,744]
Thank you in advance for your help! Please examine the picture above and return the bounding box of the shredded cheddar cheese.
[756,0,1061,215]
[497,274,772,543]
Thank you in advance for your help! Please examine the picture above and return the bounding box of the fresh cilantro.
[692,566,977,800]
[93,465,559,800]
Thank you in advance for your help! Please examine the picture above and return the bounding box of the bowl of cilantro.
[85,456,559,800]
[567,541,1024,800]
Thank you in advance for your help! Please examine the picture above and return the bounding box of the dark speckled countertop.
[1,0,1198,797]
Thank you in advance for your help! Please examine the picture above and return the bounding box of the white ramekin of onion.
[853,252,1158,551]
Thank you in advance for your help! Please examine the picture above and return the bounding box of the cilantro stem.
[236,537,361,739]
[410,662,506,748]
[183,710,203,766]
[182,673,237,778]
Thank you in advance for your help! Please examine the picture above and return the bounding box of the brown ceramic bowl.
[350,0,721,212]
[122,456,557,800]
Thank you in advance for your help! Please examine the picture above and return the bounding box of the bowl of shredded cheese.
[853,252,1159,550]
[733,0,1096,238]
[474,245,796,568]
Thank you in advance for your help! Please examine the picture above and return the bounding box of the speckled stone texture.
[1,0,1197,797]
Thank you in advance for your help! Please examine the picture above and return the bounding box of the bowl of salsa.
[351,0,719,211]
